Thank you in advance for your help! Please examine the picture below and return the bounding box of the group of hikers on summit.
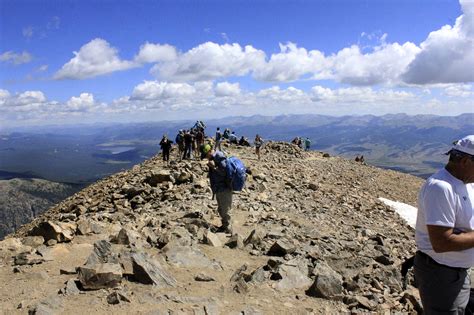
[158,121,260,163]
[157,120,312,235]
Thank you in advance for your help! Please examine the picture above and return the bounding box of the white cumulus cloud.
[151,42,266,82]
[254,42,327,82]
[65,93,97,111]
[131,81,197,100]
[325,43,420,86]
[215,82,241,96]
[134,42,178,63]
[402,0,474,84]
[54,38,135,80]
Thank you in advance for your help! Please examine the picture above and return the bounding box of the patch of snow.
[378,197,418,229]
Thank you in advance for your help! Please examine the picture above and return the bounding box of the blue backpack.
[225,156,246,191]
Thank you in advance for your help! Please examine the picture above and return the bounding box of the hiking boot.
[215,225,233,234]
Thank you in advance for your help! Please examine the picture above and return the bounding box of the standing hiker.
[214,127,223,151]
[305,137,311,151]
[201,144,233,234]
[414,135,474,313]
[254,134,263,160]
[183,130,194,160]
[175,130,185,159]
[159,135,173,163]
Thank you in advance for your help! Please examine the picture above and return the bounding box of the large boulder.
[274,264,312,291]
[85,240,119,266]
[131,252,177,287]
[267,240,296,256]
[163,245,221,270]
[306,261,343,299]
[77,263,123,290]
[28,221,77,243]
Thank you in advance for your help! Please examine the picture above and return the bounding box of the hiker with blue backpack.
[201,144,247,234]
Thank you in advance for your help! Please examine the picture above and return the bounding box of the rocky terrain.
[0,179,82,240]
[0,141,426,314]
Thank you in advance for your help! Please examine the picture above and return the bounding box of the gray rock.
[146,170,173,186]
[107,291,131,304]
[267,240,296,256]
[59,267,77,275]
[244,229,264,247]
[28,295,64,315]
[204,231,222,247]
[85,240,118,266]
[112,228,143,246]
[76,219,92,235]
[77,263,122,290]
[375,254,394,265]
[164,245,221,270]
[175,171,193,184]
[225,233,244,249]
[29,221,76,243]
[131,252,177,287]
[249,266,268,283]
[21,236,44,248]
[60,279,80,295]
[14,252,45,266]
[274,264,312,291]
[194,273,215,282]
[306,261,343,299]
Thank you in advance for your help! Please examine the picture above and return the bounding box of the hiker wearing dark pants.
[414,251,470,313]
[159,135,172,163]
[183,130,194,160]
[202,144,233,234]
[414,135,474,314]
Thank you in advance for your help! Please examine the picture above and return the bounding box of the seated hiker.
[229,131,238,144]
[223,128,231,140]
[239,136,250,146]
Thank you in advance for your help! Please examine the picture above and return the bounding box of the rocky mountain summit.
[0,142,425,314]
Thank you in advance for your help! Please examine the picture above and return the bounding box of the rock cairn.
[0,141,424,314]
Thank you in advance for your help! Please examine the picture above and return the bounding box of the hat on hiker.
[201,144,212,159]
[448,135,474,156]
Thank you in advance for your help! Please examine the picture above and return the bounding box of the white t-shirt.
[415,168,474,268]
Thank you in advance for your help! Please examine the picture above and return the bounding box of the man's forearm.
[428,225,474,252]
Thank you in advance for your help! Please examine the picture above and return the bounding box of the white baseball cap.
[450,135,474,156]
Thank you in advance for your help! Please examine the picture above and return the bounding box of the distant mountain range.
[1,113,472,182]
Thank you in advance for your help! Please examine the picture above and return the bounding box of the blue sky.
[0,0,473,128]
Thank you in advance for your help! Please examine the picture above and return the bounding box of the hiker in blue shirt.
[202,144,233,234]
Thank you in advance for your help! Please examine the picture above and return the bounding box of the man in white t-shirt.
[415,135,474,313]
